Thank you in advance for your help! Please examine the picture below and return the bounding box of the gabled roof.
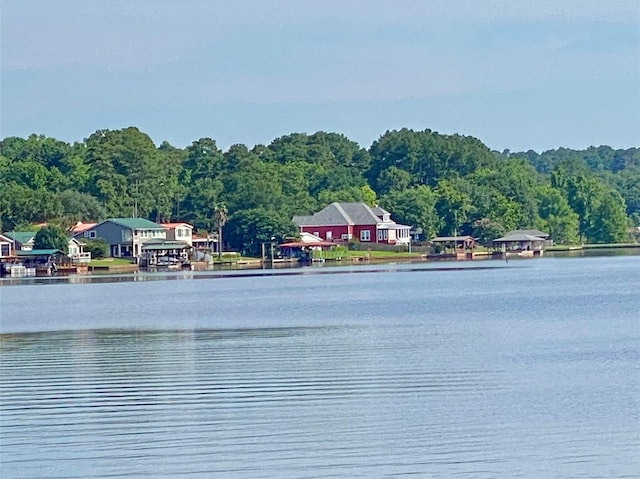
[4,231,37,244]
[371,206,391,218]
[161,222,193,229]
[105,218,167,230]
[69,222,97,234]
[293,202,383,227]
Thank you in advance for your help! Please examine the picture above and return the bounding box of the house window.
[383,230,388,240]
[326,231,332,241]
[360,230,371,241]
[90,231,96,239]
[84,231,89,238]
[378,230,384,241]
[177,229,183,238]
[185,229,191,237]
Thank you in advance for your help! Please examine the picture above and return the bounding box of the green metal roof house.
[3,231,37,251]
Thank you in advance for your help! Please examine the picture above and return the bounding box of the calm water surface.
[1,255,639,478]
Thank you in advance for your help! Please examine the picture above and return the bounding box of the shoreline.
[1,246,638,287]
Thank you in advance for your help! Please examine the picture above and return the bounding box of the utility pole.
[132,181,139,218]
[270,237,275,264]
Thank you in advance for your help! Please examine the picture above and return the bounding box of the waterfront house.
[161,222,194,246]
[0,233,19,275]
[74,218,167,259]
[4,231,36,251]
[293,202,411,245]
[69,222,98,236]
[191,233,219,252]
[67,237,91,264]
[0,233,16,259]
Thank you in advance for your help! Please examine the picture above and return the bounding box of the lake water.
[1,255,639,478]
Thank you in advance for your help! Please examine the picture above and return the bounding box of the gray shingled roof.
[292,215,314,225]
[371,206,391,217]
[293,202,382,226]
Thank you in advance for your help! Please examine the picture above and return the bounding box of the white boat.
[4,263,36,277]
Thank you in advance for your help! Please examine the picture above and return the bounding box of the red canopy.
[278,241,337,248]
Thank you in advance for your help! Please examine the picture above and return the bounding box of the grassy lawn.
[206,253,259,263]
[212,257,259,263]
[89,258,136,266]
[347,249,422,258]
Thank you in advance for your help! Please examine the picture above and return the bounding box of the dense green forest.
[1,127,638,255]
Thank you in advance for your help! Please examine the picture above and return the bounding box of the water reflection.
[1,261,513,287]
[1,255,638,478]
[1,327,503,478]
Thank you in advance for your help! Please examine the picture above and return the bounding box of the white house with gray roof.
[293,202,411,245]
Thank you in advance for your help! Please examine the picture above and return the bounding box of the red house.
[293,202,411,245]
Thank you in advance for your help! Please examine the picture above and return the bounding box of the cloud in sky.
[2,0,639,151]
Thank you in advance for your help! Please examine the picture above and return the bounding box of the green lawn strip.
[547,243,639,251]
[347,250,420,258]
[89,258,136,266]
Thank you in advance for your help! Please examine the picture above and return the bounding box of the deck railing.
[71,252,92,264]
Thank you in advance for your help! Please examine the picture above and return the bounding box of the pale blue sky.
[2,0,639,152]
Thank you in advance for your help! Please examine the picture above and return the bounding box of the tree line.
[1,127,638,256]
